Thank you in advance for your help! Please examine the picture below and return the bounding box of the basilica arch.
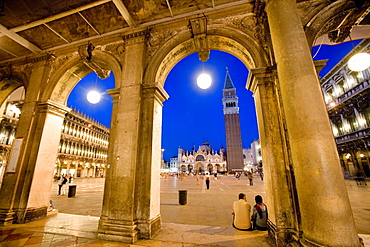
[0,1,366,246]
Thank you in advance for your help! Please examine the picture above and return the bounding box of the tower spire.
[224,67,235,89]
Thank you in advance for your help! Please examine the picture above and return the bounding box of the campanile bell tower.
[222,68,244,172]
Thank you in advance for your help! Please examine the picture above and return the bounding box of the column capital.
[142,83,169,105]
[246,66,276,92]
[107,88,120,102]
[313,59,327,74]
[37,100,71,118]
[123,29,149,46]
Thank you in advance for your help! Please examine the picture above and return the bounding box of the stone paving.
[49,175,267,228]
[49,175,370,234]
[0,175,368,246]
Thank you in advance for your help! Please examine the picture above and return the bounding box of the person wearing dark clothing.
[251,195,268,230]
[205,173,211,189]
[248,172,254,186]
[58,175,68,195]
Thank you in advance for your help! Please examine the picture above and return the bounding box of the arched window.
[196,155,205,161]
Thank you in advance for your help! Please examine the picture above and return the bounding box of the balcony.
[327,79,369,110]
[335,127,370,144]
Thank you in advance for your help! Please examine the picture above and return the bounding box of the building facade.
[251,139,262,169]
[222,69,244,172]
[0,90,109,188]
[0,88,23,188]
[169,157,178,173]
[56,109,109,178]
[321,39,370,178]
[177,142,227,174]
[242,148,254,172]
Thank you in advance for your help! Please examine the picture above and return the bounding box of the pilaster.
[247,66,298,246]
[0,99,70,225]
[135,83,168,239]
[265,0,361,246]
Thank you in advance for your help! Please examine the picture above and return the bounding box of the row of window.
[322,67,370,104]
[58,140,108,159]
[330,109,369,137]
[62,120,109,146]
[225,102,236,107]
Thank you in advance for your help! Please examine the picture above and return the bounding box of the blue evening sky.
[67,40,362,161]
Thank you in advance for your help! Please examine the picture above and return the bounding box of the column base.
[137,214,162,239]
[0,209,15,226]
[300,236,363,247]
[0,206,48,225]
[267,220,299,247]
[97,217,139,244]
[22,207,48,223]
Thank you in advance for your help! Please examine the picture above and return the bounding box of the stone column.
[247,67,297,246]
[265,0,360,246]
[0,99,70,225]
[135,83,168,239]
[98,31,147,244]
[26,101,70,218]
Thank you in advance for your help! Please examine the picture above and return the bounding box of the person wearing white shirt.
[232,193,252,230]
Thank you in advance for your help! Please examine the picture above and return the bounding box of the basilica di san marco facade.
[177,142,227,174]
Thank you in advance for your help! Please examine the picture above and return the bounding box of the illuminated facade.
[0,91,109,188]
[321,39,370,177]
[177,142,227,174]
[56,110,109,178]
[251,139,262,168]
[0,89,22,188]
[242,148,254,171]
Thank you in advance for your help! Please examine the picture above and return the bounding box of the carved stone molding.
[189,16,209,62]
[78,45,110,79]
[210,13,267,45]
[146,26,188,60]
[156,39,195,83]
[104,42,125,57]
[37,100,71,118]
[122,30,149,46]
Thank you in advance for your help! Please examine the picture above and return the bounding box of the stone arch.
[207,164,213,173]
[196,154,205,161]
[215,164,221,172]
[304,1,358,46]
[0,72,26,107]
[144,26,268,87]
[43,50,122,105]
[195,162,204,173]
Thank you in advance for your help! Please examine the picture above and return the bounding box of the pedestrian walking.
[205,173,211,189]
[196,173,200,185]
[58,175,68,195]
[248,172,254,186]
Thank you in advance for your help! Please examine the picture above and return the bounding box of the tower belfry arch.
[0,0,367,246]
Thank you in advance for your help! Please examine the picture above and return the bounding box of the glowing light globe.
[348,52,370,72]
[197,73,212,89]
[87,90,101,104]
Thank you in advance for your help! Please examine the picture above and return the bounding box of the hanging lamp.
[347,35,370,72]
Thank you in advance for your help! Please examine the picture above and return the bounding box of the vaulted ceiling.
[0,0,369,64]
